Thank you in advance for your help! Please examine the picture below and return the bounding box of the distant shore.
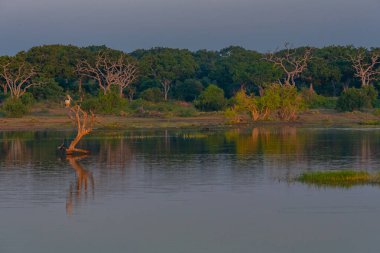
[1,109,380,131]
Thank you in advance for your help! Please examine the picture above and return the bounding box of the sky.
[0,0,379,55]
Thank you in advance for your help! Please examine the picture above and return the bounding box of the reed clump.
[297,170,380,187]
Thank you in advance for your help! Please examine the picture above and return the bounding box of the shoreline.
[1,109,380,131]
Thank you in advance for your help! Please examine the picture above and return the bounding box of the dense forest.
[0,44,380,119]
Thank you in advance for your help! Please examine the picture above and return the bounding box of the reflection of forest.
[225,127,302,155]
[2,129,380,203]
[0,132,34,167]
[97,138,134,169]
[1,129,380,169]
[223,127,380,159]
[66,155,94,216]
[1,137,31,163]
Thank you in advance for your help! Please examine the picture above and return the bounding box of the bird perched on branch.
[65,95,72,108]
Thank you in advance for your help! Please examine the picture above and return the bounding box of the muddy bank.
[0,109,379,131]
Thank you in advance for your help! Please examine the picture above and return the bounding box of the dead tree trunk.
[161,79,171,101]
[66,105,95,155]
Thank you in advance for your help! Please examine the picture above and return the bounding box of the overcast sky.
[0,0,379,55]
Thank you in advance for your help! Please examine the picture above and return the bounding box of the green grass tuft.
[297,170,380,187]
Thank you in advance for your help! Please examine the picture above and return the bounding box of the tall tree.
[25,45,87,90]
[208,47,281,97]
[302,55,342,96]
[139,48,198,101]
[0,55,37,99]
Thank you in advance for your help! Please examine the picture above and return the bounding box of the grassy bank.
[296,170,380,187]
[1,103,380,131]
[0,114,227,131]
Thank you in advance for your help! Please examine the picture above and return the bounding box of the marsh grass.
[358,119,380,125]
[297,170,380,187]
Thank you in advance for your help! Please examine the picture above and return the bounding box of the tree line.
[0,44,379,105]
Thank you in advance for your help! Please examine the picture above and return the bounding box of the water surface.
[1,127,380,253]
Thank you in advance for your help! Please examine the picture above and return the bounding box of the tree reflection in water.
[66,155,94,216]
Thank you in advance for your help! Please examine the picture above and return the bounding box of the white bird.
[65,95,72,108]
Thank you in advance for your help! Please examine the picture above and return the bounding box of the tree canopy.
[1,44,380,102]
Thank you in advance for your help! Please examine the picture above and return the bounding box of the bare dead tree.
[0,61,37,99]
[65,105,95,155]
[76,53,138,97]
[264,44,312,86]
[76,53,111,95]
[348,51,380,87]
[110,56,138,97]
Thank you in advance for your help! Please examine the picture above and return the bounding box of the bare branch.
[264,44,312,86]
[0,60,37,99]
[65,105,95,155]
[348,51,380,87]
[76,52,139,97]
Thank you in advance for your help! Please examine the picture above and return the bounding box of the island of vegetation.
[1,44,380,130]
[296,170,380,187]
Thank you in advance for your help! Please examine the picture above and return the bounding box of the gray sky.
[0,0,379,55]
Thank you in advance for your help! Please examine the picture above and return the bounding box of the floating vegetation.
[296,170,380,187]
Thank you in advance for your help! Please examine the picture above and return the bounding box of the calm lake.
[1,127,380,253]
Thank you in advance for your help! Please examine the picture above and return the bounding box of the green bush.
[373,108,380,116]
[301,88,337,109]
[226,84,304,122]
[336,86,378,112]
[126,99,197,117]
[81,90,128,115]
[266,84,305,121]
[139,88,163,102]
[20,92,35,107]
[194,84,226,111]
[0,93,35,118]
[2,98,29,117]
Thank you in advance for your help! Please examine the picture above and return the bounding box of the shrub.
[273,85,305,120]
[336,86,378,112]
[373,108,380,116]
[139,87,163,102]
[175,106,198,117]
[81,90,128,115]
[2,98,29,117]
[194,84,226,111]
[126,99,197,117]
[226,84,304,122]
[20,92,35,107]
[301,88,337,109]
